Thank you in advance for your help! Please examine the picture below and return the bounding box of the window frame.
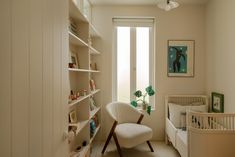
[112,17,156,109]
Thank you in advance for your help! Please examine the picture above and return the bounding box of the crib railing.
[166,95,208,106]
[187,111,235,130]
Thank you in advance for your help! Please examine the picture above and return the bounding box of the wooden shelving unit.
[68,0,102,156]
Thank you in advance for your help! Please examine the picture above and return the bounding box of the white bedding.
[177,129,187,145]
[165,95,209,157]
[176,129,187,157]
[166,95,235,157]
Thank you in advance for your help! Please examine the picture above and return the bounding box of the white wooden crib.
[165,95,235,157]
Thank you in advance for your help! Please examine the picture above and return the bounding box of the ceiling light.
[157,0,179,11]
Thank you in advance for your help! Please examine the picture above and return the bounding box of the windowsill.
[136,107,155,112]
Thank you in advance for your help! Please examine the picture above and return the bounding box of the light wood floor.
[91,141,180,157]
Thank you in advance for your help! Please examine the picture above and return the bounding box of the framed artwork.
[69,110,77,123]
[212,92,224,113]
[70,52,79,69]
[167,40,195,77]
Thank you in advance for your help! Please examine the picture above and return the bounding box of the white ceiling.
[89,0,209,6]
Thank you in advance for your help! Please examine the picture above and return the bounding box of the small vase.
[142,102,147,110]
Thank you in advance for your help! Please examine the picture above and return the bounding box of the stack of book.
[69,18,78,36]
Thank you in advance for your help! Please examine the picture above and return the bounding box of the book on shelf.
[69,18,79,36]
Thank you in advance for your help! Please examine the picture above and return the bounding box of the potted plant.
[130,85,155,115]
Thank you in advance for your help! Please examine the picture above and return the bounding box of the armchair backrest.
[106,102,142,124]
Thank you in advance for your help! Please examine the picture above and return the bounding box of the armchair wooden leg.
[113,133,123,157]
[102,121,118,154]
[147,141,154,152]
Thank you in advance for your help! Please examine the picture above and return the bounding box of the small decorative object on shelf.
[76,92,80,98]
[70,90,76,100]
[69,63,75,68]
[80,89,87,96]
[69,90,80,103]
[69,110,78,123]
[93,115,99,126]
[90,119,96,137]
[90,62,98,70]
[130,85,155,115]
[89,79,96,91]
[70,52,80,69]
[89,96,97,111]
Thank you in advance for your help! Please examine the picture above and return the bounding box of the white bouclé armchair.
[101,102,154,157]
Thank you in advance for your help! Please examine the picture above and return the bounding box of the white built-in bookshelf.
[68,0,102,156]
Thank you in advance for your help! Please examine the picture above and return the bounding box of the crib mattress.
[176,129,188,157]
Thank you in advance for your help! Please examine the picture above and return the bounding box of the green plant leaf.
[145,86,155,96]
[131,101,138,107]
[147,105,151,115]
[134,90,142,97]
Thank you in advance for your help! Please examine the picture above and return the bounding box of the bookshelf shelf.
[90,89,101,95]
[68,68,90,72]
[90,46,101,55]
[69,95,90,107]
[89,107,101,120]
[68,0,102,156]
[68,68,100,73]
[69,89,100,107]
[69,31,88,47]
[69,120,89,135]
[90,126,101,144]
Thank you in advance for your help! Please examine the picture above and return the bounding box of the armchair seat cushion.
[115,123,153,148]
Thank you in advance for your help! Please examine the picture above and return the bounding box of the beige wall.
[206,0,235,112]
[0,0,69,156]
[92,4,206,140]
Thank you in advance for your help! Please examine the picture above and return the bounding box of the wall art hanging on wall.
[167,40,195,77]
[212,92,224,113]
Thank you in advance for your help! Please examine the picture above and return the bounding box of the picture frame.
[69,110,77,123]
[212,92,224,113]
[167,40,195,77]
[70,52,79,69]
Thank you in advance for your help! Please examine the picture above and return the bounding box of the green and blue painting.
[168,46,188,73]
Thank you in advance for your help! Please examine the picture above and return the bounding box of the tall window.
[113,18,155,108]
